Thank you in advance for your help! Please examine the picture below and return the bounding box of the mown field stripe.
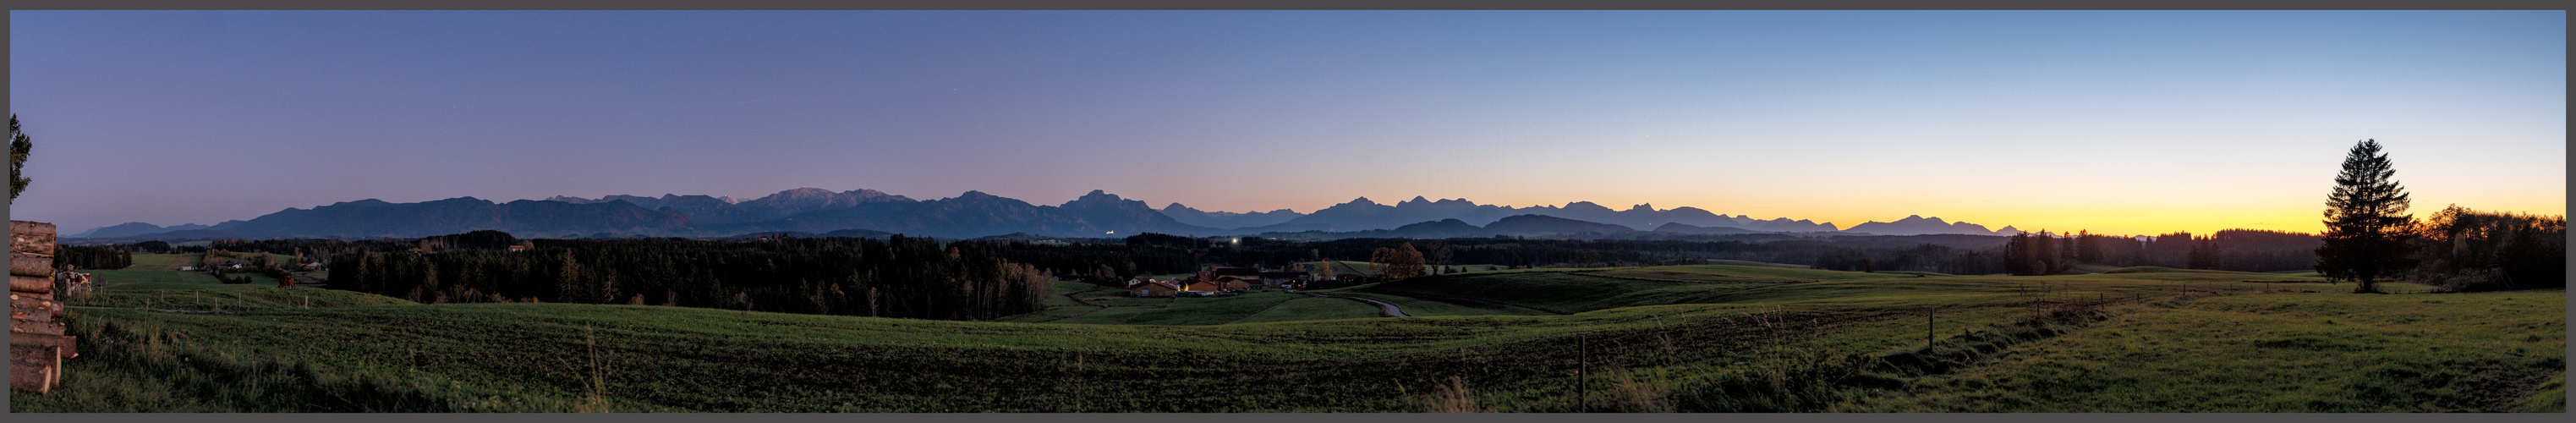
[1222,295,1308,325]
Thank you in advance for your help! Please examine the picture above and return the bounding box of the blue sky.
[9,11,2565,236]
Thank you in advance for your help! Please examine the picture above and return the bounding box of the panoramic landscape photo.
[5,10,2566,412]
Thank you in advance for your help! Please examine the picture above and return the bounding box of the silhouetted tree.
[2003,233,2036,276]
[2186,236,2222,270]
[1422,240,1453,274]
[421,230,520,250]
[1369,243,1427,279]
[2408,205,2566,290]
[2031,230,2063,274]
[2058,233,2077,268]
[2075,230,2104,264]
[10,114,30,200]
[53,244,133,271]
[2316,139,2416,293]
[2212,229,2322,272]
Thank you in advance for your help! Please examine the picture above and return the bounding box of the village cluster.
[1121,266,1357,298]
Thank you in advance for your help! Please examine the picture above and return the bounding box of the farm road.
[1302,293,1409,317]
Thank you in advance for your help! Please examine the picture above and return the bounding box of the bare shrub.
[1609,368,1673,412]
[1419,375,1486,413]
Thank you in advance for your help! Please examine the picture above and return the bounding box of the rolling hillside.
[14,264,2560,412]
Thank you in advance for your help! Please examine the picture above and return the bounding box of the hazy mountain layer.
[136,197,703,239]
[1158,203,1305,229]
[71,187,2014,242]
[545,188,913,225]
[1173,196,1842,233]
[1841,215,2021,236]
[1254,214,1709,240]
[708,190,1222,239]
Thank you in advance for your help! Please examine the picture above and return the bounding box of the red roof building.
[1128,280,1179,297]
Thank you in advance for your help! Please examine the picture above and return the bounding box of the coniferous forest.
[327,235,1061,321]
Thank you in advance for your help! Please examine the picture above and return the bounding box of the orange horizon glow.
[1132,188,2563,239]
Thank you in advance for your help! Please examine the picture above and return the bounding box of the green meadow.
[11,264,2560,412]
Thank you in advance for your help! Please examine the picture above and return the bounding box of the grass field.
[1333,292,1553,316]
[1231,297,1388,323]
[11,264,2560,412]
[1696,259,1812,269]
[1121,292,1308,325]
[1855,290,2565,412]
[1005,282,1377,326]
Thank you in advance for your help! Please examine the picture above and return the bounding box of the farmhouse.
[1213,276,1253,291]
[1179,280,1225,292]
[1127,280,1178,297]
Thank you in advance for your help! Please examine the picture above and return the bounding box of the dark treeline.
[326,235,1054,321]
[1194,235,2014,274]
[1984,229,2322,275]
[2404,206,2567,291]
[1181,230,2327,276]
[53,244,134,272]
[127,240,175,254]
[2212,229,2323,272]
[209,238,408,261]
[997,239,1196,282]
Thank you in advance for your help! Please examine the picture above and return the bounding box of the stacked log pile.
[12,220,75,393]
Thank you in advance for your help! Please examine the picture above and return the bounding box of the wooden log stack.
[11,220,74,394]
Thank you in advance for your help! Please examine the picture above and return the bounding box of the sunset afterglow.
[10,11,2563,237]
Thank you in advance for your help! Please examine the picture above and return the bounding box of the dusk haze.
[11,11,2563,238]
[5,9,2565,413]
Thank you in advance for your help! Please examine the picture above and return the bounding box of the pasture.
[11,264,2559,412]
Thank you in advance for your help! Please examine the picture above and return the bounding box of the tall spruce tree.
[2075,230,2104,264]
[9,114,30,200]
[2003,233,2032,275]
[2316,139,2416,293]
[2032,230,2063,274]
[2188,236,2222,270]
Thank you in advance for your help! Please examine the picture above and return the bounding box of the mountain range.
[1843,215,2020,237]
[70,222,212,239]
[67,188,2020,241]
[1263,215,1663,240]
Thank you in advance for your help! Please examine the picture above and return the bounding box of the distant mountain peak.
[1074,190,1126,202]
[1561,201,1612,212]
[1844,215,2004,236]
[70,222,170,239]
[1156,201,1307,229]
